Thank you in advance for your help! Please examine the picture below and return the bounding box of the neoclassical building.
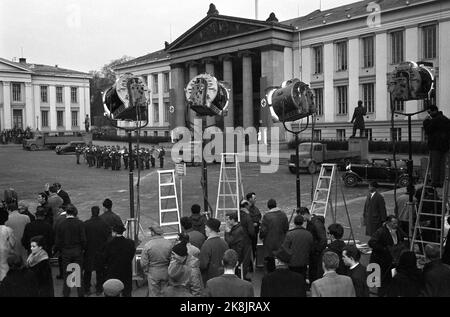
[0,57,91,134]
[115,0,450,142]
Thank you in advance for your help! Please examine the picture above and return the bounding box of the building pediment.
[0,58,32,73]
[167,15,293,52]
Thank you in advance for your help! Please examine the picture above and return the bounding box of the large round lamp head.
[261,79,316,123]
[185,73,230,116]
[103,73,149,121]
[388,61,434,104]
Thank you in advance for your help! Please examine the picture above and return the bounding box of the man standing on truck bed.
[350,100,367,138]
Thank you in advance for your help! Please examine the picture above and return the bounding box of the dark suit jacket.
[260,268,307,297]
[22,219,54,256]
[368,224,408,270]
[100,210,123,231]
[306,215,327,255]
[363,191,387,236]
[259,208,289,258]
[84,216,111,270]
[348,263,369,297]
[205,274,254,297]
[104,236,136,289]
[57,189,71,207]
[282,226,313,267]
[421,260,450,297]
[55,217,86,252]
[199,236,229,284]
[225,224,246,262]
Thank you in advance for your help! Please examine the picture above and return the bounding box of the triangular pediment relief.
[168,16,271,51]
[0,59,32,73]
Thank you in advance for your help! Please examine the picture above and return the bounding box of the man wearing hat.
[260,246,307,297]
[140,224,174,297]
[103,279,124,297]
[199,218,229,285]
[103,223,136,297]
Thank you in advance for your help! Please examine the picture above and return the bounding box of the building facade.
[0,57,91,134]
[114,0,450,142]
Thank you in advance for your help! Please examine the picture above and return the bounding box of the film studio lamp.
[103,73,150,242]
[261,78,316,209]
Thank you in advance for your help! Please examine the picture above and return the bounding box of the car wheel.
[397,175,410,188]
[308,162,317,174]
[30,145,37,151]
[344,174,358,187]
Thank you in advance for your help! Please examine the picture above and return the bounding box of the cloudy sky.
[0,0,356,73]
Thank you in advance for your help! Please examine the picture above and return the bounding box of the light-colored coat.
[5,210,30,262]
[311,271,356,297]
[0,225,15,281]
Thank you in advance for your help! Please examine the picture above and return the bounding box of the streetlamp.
[261,78,316,209]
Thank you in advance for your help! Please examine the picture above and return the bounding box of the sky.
[0,0,356,73]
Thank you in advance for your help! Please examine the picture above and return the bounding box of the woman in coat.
[0,208,15,281]
[26,235,54,297]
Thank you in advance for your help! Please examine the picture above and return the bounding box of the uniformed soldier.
[159,146,165,168]
[150,146,156,168]
[96,147,102,168]
[75,145,82,165]
[116,146,122,171]
[104,148,111,169]
[123,147,129,170]
[144,148,150,170]
[111,148,117,171]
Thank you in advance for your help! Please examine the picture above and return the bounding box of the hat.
[206,218,221,233]
[274,246,292,264]
[112,224,126,234]
[103,279,124,297]
[172,241,188,257]
[149,224,164,235]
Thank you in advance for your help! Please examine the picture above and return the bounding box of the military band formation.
[75,145,166,170]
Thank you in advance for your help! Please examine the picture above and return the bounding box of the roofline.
[113,55,170,70]
[287,0,438,31]
[0,57,33,72]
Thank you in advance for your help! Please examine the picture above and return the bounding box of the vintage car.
[342,158,420,187]
[55,141,87,155]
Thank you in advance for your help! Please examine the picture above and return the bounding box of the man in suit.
[103,224,136,297]
[363,182,387,237]
[259,199,289,273]
[368,215,408,297]
[47,185,63,225]
[224,212,251,280]
[421,244,450,297]
[21,207,54,257]
[260,245,307,297]
[55,204,86,297]
[204,249,254,297]
[100,199,123,231]
[53,183,71,207]
[350,100,367,138]
[180,217,205,250]
[246,192,262,261]
[311,251,356,297]
[281,215,313,277]
[83,206,111,295]
[342,245,369,297]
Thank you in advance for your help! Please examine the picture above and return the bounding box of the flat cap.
[103,279,124,297]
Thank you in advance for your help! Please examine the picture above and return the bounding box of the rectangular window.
[12,109,23,129]
[363,83,375,113]
[163,72,170,93]
[393,100,404,112]
[391,128,402,141]
[144,131,148,137]
[41,110,49,127]
[423,25,437,60]
[71,111,78,127]
[153,103,159,123]
[56,86,63,103]
[57,111,64,127]
[391,31,404,64]
[336,41,348,71]
[337,86,348,115]
[71,87,78,103]
[313,46,323,74]
[152,74,159,94]
[165,131,170,137]
[337,129,346,141]
[313,88,324,116]
[40,86,48,103]
[362,36,374,68]
[154,131,158,137]
[164,102,170,122]
[365,128,373,141]
[12,83,21,102]
[313,130,322,141]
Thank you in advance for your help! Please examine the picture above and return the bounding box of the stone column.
[49,85,57,131]
[204,58,216,127]
[187,61,200,125]
[64,86,71,132]
[25,82,33,129]
[375,32,388,121]
[405,26,419,115]
[348,37,360,118]
[221,54,234,128]
[171,64,186,128]
[241,52,253,129]
[3,82,11,129]
[440,20,450,117]
[33,84,40,130]
[323,42,335,123]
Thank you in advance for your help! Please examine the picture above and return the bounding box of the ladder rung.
[312,201,328,204]
[160,209,179,213]
[318,176,332,180]
[218,194,239,197]
[414,227,442,232]
[412,240,442,246]
[161,196,177,199]
[223,167,237,169]
[220,180,237,182]
[422,199,443,203]
[160,183,175,186]
[160,222,180,226]
[315,188,330,191]
[418,213,444,217]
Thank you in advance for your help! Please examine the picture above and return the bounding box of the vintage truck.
[288,141,366,174]
[23,133,92,151]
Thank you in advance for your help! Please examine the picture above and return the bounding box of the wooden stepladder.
[310,164,356,244]
[215,153,244,223]
[158,170,182,240]
[411,153,450,258]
